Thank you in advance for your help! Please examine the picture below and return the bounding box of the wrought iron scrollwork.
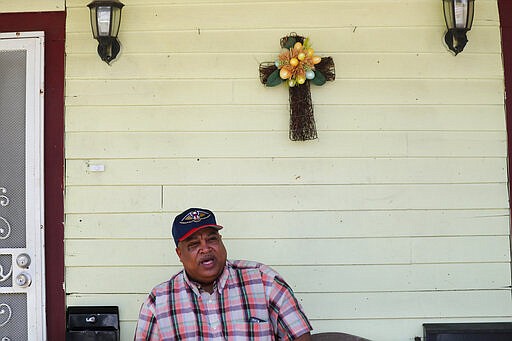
[0,264,12,283]
[0,303,12,327]
[0,218,10,240]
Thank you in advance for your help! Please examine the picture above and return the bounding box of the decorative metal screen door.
[0,32,46,340]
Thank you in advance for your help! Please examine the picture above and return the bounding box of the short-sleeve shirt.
[134,260,312,340]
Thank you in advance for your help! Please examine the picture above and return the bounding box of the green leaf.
[283,37,296,49]
[266,69,284,87]
[304,37,311,49]
[310,70,326,86]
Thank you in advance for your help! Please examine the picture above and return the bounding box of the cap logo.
[180,210,210,224]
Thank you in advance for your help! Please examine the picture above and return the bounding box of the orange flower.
[275,37,323,85]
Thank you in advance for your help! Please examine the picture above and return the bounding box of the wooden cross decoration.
[259,33,335,141]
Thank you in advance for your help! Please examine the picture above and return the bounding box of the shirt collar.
[183,261,231,295]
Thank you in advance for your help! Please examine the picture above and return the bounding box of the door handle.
[15,272,31,288]
[16,254,31,268]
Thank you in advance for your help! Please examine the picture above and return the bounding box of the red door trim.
[0,11,65,340]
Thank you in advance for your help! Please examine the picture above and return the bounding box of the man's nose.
[198,239,211,252]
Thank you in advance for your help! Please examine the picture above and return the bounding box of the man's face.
[176,228,227,286]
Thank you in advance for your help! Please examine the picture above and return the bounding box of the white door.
[0,32,46,341]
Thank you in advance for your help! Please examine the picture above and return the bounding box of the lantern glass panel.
[466,0,475,30]
[453,0,468,28]
[454,0,469,28]
[443,0,455,29]
[89,6,98,38]
[97,6,112,37]
[110,7,122,37]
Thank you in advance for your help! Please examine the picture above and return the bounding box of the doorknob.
[16,254,31,268]
[15,272,31,288]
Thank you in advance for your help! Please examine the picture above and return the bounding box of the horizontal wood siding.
[64,1,510,340]
[0,1,64,13]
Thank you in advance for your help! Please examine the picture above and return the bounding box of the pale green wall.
[64,0,511,340]
[0,0,64,13]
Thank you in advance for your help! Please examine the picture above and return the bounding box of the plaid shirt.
[134,260,312,340]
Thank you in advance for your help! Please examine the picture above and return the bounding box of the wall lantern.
[87,0,124,64]
[443,0,474,55]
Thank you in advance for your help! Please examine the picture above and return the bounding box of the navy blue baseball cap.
[172,208,223,246]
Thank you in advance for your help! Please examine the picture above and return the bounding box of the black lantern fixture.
[443,0,475,55]
[87,0,124,64]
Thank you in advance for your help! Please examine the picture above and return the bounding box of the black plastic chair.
[311,332,371,341]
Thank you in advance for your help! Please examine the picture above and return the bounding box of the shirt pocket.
[229,310,273,340]
[250,309,273,340]
[249,319,273,340]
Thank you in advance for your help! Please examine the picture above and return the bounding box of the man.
[135,208,312,340]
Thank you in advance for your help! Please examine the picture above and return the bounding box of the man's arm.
[267,275,314,339]
[295,332,312,341]
[134,293,160,341]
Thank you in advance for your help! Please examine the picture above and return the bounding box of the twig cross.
[259,34,335,141]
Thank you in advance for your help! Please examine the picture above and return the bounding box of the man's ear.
[175,246,182,260]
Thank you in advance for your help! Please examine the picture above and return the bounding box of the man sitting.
[135,207,312,340]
